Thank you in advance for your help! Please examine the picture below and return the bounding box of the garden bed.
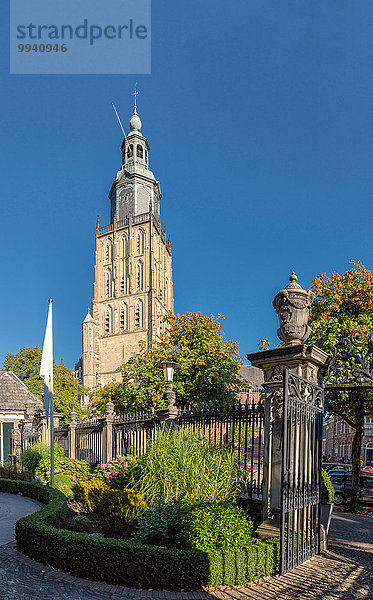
[0,478,280,590]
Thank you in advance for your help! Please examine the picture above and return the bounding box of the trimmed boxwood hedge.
[0,478,280,590]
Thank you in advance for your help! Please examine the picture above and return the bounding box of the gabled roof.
[0,371,42,412]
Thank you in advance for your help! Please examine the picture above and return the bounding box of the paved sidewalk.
[0,492,43,545]
[0,493,371,599]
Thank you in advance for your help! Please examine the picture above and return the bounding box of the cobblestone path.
[0,503,371,599]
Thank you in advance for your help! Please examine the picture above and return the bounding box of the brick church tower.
[80,97,174,390]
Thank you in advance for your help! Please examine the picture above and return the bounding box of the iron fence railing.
[177,401,264,498]
[75,419,103,467]
[112,410,161,459]
[54,425,69,455]
[52,397,265,499]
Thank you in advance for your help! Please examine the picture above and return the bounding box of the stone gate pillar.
[247,273,329,537]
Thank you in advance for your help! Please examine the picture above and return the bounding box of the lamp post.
[160,360,180,418]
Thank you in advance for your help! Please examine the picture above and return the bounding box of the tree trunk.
[350,394,364,512]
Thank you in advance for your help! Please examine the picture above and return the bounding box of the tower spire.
[132,81,139,115]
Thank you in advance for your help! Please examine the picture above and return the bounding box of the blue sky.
[1,1,373,368]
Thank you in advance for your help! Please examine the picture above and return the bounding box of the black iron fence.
[112,410,163,459]
[281,370,324,574]
[54,425,69,455]
[75,419,103,467]
[53,399,264,499]
[179,401,264,497]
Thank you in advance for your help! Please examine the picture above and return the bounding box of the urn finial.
[273,272,315,346]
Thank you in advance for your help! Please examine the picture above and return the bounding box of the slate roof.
[0,371,42,412]
[239,365,264,387]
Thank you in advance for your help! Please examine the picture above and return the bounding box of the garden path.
[0,494,371,600]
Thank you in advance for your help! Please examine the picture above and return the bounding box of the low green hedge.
[0,478,279,590]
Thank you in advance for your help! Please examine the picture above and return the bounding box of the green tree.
[310,260,373,511]
[91,312,244,414]
[3,346,86,423]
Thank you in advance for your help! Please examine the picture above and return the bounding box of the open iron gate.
[281,369,324,574]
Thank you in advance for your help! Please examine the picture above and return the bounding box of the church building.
[79,96,174,389]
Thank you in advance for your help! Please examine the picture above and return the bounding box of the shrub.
[72,478,109,512]
[185,502,254,551]
[54,473,73,499]
[134,428,238,505]
[70,515,92,533]
[0,478,279,589]
[0,465,32,480]
[95,455,136,489]
[321,468,335,504]
[95,488,146,538]
[21,442,65,477]
[136,501,253,551]
[37,457,91,485]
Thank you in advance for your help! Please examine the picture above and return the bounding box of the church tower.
[81,96,174,389]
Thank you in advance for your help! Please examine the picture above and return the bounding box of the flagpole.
[50,374,55,488]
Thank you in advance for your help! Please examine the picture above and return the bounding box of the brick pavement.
[0,509,371,599]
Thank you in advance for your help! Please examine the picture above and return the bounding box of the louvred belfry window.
[135,300,143,329]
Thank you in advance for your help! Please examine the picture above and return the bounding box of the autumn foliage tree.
[310,261,373,510]
[92,312,244,415]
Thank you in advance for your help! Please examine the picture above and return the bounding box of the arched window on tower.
[127,144,133,158]
[136,260,143,291]
[120,275,125,295]
[122,234,128,257]
[137,145,143,159]
[145,150,148,165]
[165,277,168,305]
[105,270,113,298]
[105,240,113,263]
[135,299,143,329]
[137,229,145,254]
[120,303,128,331]
[105,306,113,333]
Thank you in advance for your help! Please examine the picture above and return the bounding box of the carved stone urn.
[273,272,315,345]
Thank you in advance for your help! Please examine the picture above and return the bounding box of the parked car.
[329,473,373,505]
[361,465,373,474]
[322,462,351,472]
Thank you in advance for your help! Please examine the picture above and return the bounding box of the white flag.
[40,299,53,421]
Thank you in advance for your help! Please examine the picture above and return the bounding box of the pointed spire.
[96,215,100,229]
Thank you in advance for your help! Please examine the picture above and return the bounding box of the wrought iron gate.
[280,369,324,574]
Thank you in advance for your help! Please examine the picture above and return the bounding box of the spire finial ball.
[289,271,297,283]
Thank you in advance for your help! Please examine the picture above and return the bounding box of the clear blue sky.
[1,1,373,368]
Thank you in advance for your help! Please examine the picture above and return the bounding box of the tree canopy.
[310,260,373,510]
[91,311,245,415]
[3,346,86,422]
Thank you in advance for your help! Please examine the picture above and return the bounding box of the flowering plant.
[36,457,91,484]
[95,455,135,489]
